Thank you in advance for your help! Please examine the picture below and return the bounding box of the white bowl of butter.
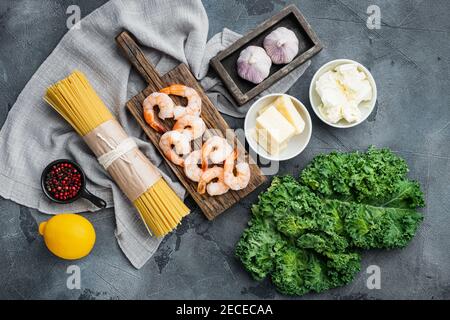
[309,59,377,128]
[245,94,312,161]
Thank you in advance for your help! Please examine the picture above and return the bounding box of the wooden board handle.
[115,31,166,89]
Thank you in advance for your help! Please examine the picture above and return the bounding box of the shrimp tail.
[160,87,171,95]
[160,84,184,95]
[201,144,208,171]
[197,180,206,194]
[201,153,210,171]
[152,122,167,134]
[144,113,167,134]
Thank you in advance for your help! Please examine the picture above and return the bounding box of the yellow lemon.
[39,213,96,260]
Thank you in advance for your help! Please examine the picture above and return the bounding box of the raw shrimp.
[160,84,202,120]
[201,136,233,171]
[197,166,230,196]
[143,92,175,133]
[159,131,191,167]
[184,150,202,182]
[173,115,206,140]
[224,149,251,191]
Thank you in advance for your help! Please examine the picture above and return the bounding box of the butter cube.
[251,128,288,155]
[273,96,305,135]
[253,106,295,155]
[258,104,273,116]
[256,106,295,145]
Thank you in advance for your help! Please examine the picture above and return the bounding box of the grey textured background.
[0,0,449,300]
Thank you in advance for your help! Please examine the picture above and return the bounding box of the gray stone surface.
[0,0,449,300]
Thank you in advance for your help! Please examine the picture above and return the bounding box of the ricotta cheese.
[316,63,372,123]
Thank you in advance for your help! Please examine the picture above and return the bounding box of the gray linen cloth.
[0,0,310,268]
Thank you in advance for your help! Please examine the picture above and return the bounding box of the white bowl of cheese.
[245,94,312,161]
[309,59,377,128]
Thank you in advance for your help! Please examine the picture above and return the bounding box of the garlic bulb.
[237,46,272,84]
[263,27,299,64]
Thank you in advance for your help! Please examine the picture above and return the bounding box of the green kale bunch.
[235,147,424,296]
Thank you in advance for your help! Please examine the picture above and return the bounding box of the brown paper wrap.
[83,119,161,201]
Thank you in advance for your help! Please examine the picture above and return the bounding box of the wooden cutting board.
[116,31,267,220]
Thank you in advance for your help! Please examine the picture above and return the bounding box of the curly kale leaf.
[325,252,361,287]
[251,175,306,219]
[271,245,360,295]
[236,147,424,296]
[298,147,425,249]
[271,246,328,295]
[343,203,423,249]
[296,232,349,254]
[300,147,425,208]
[235,217,286,280]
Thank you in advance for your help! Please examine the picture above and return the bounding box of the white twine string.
[96,134,136,170]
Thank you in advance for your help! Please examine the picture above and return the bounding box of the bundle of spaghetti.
[45,71,189,237]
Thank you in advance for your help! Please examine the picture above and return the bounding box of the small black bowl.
[41,159,107,209]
